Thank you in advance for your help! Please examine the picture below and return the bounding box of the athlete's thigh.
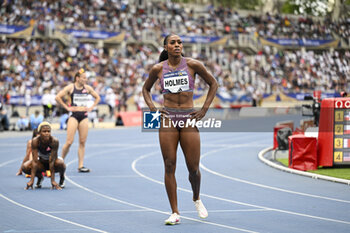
[179,127,201,170]
[22,160,32,168]
[66,117,79,142]
[54,157,65,170]
[22,160,32,173]
[78,118,89,142]
[36,160,46,173]
[159,127,180,162]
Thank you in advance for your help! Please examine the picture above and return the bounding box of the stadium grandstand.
[0,0,349,130]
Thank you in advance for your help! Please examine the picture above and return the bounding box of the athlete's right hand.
[67,106,74,112]
[25,180,34,190]
[51,181,62,190]
[160,108,170,119]
[68,106,87,112]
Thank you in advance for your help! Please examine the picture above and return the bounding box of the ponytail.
[74,73,79,82]
[158,34,173,62]
[159,50,168,62]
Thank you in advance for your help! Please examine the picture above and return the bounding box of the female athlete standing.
[142,34,218,225]
[55,68,101,172]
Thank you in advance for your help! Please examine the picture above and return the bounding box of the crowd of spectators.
[0,0,349,42]
[1,37,349,108]
[0,38,155,114]
[335,18,350,45]
[209,47,350,102]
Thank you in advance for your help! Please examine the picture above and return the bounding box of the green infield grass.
[277,158,350,180]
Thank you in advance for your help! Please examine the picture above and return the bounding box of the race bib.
[73,93,89,107]
[163,71,190,93]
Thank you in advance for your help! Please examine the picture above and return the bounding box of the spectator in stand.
[30,110,44,130]
[134,91,146,111]
[24,89,31,116]
[118,91,128,112]
[105,88,117,119]
[41,89,51,119]
[59,110,69,130]
[49,89,57,118]
[0,102,10,131]
[2,90,11,110]
[16,115,29,131]
[87,94,98,128]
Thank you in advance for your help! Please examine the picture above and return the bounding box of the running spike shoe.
[194,199,208,219]
[164,213,180,225]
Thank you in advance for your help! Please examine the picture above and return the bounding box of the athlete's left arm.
[86,85,101,112]
[188,59,218,120]
[49,138,61,190]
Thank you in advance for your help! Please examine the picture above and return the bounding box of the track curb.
[258,147,350,185]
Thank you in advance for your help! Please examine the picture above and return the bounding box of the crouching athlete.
[24,122,66,190]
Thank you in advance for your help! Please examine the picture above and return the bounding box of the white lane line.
[3,229,88,232]
[129,152,259,233]
[0,146,141,233]
[0,194,107,233]
[4,138,350,228]
[45,208,269,215]
[200,147,350,204]
[0,143,24,146]
[66,148,259,233]
[132,150,350,226]
[45,209,149,214]
[65,167,258,233]
[0,158,21,168]
[181,209,271,214]
[67,175,140,178]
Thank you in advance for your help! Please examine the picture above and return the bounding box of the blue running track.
[1,126,350,233]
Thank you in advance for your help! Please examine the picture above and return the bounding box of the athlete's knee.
[55,159,66,169]
[188,168,200,178]
[65,140,74,147]
[79,139,87,146]
[55,164,66,173]
[187,163,199,174]
[164,159,176,174]
[21,165,31,174]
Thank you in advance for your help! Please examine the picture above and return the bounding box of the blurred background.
[0,0,349,131]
